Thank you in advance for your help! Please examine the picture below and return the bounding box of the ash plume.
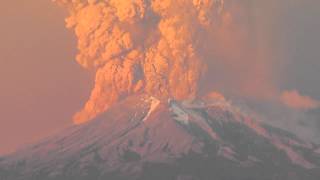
[54,0,317,124]
[281,90,320,111]
[53,0,277,124]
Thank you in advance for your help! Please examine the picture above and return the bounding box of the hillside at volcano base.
[1,94,320,180]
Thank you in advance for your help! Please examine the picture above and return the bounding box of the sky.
[274,1,320,98]
[0,0,320,155]
[0,0,92,155]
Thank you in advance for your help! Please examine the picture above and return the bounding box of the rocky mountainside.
[1,94,320,180]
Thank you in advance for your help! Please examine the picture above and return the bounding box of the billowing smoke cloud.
[54,0,318,125]
[281,90,320,111]
[53,0,279,124]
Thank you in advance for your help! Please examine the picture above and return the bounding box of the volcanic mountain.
[1,94,320,180]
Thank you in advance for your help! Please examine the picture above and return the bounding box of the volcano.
[1,94,320,180]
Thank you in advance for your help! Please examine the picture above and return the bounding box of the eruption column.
[55,0,277,124]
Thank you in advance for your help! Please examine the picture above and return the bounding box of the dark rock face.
[1,95,320,180]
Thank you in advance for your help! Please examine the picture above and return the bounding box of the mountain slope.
[1,94,320,180]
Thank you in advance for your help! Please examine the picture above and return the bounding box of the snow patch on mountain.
[218,146,237,161]
[169,99,190,125]
[143,96,160,122]
[234,116,316,169]
[170,99,221,141]
[168,97,316,169]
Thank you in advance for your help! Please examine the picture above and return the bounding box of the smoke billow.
[54,0,318,124]
[281,90,320,111]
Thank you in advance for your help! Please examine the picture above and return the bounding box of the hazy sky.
[252,1,320,99]
[274,1,320,98]
[0,0,92,155]
[0,0,320,155]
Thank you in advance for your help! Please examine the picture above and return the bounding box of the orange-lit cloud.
[54,0,280,124]
[281,90,320,110]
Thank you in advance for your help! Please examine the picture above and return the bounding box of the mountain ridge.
[1,94,320,180]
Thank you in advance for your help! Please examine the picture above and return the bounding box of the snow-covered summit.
[1,94,319,180]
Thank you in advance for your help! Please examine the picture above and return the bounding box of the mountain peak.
[1,94,320,180]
